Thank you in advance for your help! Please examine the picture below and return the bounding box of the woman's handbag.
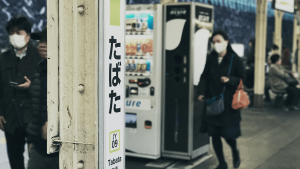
[285,73,299,86]
[232,80,250,110]
[205,54,235,117]
[206,94,225,117]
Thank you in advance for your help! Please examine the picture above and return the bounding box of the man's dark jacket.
[0,42,40,134]
[198,50,246,127]
[27,59,53,156]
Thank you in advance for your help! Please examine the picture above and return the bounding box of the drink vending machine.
[162,2,214,160]
[125,4,163,159]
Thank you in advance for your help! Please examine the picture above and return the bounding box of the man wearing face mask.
[0,15,40,169]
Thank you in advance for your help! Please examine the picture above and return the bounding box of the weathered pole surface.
[254,0,268,109]
[47,0,98,168]
[273,10,284,54]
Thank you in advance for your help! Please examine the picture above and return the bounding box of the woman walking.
[198,30,245,169]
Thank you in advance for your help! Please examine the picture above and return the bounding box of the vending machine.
[162,2,214,160]
[125,4,163,159]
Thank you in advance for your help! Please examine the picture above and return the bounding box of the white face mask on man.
[9,34,27,49]
[214,41,227,54]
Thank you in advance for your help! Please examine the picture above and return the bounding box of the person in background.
[267,44,279,64]
[281,47,291,70]
[0,16,40,169]
[26,27,59,169]
[244,38,255,89]
[198,30,245,169]
[294,40,299,72]
[269,54,299,111]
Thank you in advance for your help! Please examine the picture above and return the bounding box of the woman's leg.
[212,136,227,168]
[225,138,240,168]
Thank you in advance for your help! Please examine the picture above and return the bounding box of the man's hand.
[198,95,205,102]
[18,76,31,89]
[41,122,47,140]
[38,42,47,59]
[221,76,229,83]
[0,116,6,131]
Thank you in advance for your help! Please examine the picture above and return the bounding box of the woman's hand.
[221,76,229,83]
[198,95,205,102]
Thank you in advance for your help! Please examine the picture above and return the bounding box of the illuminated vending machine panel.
[125,4,163,159]
[162,2,213,160]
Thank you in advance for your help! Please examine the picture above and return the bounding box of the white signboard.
[99,0,125,169]
[273,0,294,13]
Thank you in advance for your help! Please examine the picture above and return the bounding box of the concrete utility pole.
[254,0,268,109]
[273,10,284,54]
[47,0,98,168]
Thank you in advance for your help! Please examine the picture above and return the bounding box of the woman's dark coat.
[198,50,246,127]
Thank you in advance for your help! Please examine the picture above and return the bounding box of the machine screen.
[126,113,137,128]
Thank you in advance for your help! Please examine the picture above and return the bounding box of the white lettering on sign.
[170,8,187,16]
[198,15,210,22]
[125,99,151,110]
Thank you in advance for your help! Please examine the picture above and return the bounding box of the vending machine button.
[150,87,155,96]
[145,120,152,129]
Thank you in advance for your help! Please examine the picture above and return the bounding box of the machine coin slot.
[129,79,138,83]
[137,78,151,87]
[130,87,138,95]
[144,120,152,129]
[150,87,155,96]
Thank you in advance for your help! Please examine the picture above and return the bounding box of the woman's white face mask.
[214,41,227,54]
[9,34,27,49]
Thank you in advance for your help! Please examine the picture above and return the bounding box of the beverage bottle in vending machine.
[142,38,148,56]
[130,39,137,56]
[136,39,142,56]
[131,18,137,32]
[142,19,148,32]
[147,39,153,56]
[126,60,130,72]
[141,59,147,73]
[126,19,132,32]
[146,60,151,72]
[136,59,142,73]
[126,39,130,56]
[130,60,136,72]
[136,18,142,32]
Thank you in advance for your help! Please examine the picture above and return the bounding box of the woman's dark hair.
[270,54,280,64]
[211,30,235,54]
[211,30,229,41]
[5,15,32,34]
[272,44,279,50]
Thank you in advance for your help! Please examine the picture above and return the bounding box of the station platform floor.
[0,102,300,169]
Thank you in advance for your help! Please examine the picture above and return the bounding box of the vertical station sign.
[99,0,125,169]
